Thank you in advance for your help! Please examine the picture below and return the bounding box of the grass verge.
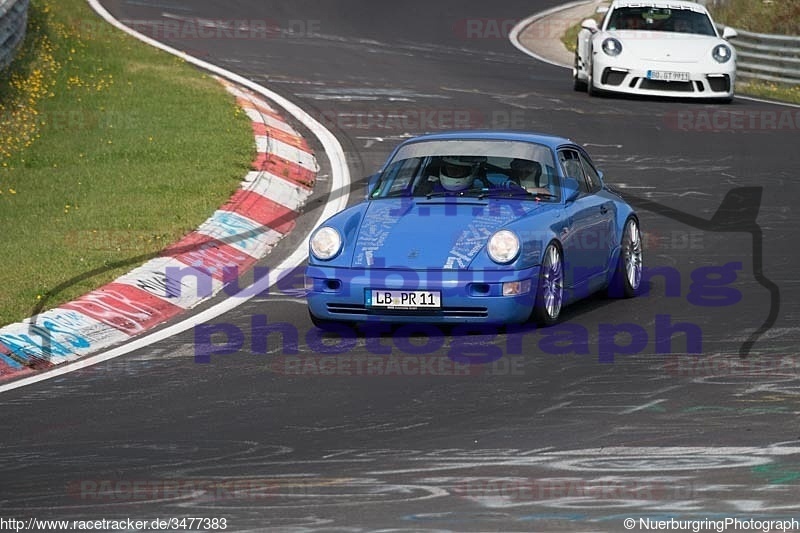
[561,13,603,54]
[708,0,800,35]
[709,0,800,105]
[0,0,254,326]
[733,81,800,105]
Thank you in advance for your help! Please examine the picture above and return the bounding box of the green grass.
[562,14,604,54]
[709,0,800,35]
[562,21,581,54]
[0,0,254,326]
[709,0,800,103]
[734,80,800,105]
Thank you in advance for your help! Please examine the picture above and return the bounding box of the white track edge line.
[508,0,594,69]
[0,2,351,393]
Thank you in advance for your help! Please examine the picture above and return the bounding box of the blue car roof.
[399,130,576,150]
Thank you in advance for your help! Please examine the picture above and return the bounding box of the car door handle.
[600,205,608,214]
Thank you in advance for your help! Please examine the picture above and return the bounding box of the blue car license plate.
[366,289,441,309]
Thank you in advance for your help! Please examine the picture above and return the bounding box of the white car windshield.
[606,6,716,36]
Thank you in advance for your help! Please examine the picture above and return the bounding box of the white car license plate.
[366,289,441,309]
[647,70,690,82]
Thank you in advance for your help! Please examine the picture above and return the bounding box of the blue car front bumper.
[305,265,540,324]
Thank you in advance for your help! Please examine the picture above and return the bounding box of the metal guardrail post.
[0,0,29,72]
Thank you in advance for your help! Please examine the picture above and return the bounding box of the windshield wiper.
[477,188,557,200]
[424,191,462,199]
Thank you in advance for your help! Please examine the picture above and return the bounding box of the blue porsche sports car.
[305,131,642,327]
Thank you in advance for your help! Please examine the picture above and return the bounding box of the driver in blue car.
[429,156,520,193]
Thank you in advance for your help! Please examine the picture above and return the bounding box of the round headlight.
[310,227,342,260]
[487,230,520,264]
[712,44,732,63]
[602,37,623,57]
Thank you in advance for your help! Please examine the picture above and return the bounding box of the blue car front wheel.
[532,242,564,326]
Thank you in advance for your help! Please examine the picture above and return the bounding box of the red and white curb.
[0,78,317,382]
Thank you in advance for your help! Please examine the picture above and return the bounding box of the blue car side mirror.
[562,176,581,203]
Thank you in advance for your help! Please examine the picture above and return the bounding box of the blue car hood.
[351,198,540,270]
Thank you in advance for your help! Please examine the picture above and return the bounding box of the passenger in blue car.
[510,158,555,197]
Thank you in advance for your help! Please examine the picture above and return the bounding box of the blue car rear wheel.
[608,217,642,298]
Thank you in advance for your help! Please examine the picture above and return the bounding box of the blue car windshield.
[606,6,716,36]
[370,140,560,201]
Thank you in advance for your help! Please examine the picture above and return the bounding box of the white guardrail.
[725,26,800,85]
[0,0,28,72]
[701,0,799,85]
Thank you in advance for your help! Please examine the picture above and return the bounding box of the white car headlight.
[310,227,342,260]
[487,230,520,264]
[712,44,732,63]
[602,37,622,57]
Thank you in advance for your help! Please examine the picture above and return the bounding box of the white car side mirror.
[581,18,599,32]
[722,26,738,40]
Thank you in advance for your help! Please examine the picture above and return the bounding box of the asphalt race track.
[2,1,800,531]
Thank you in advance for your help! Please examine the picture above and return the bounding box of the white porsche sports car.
[573,0,737,101]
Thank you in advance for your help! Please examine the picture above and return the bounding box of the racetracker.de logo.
[665,109,800,132]
[78,17,322,40]
[664,354,800,378]
[453,18,520,39]
[316,108,485,131]
[267,354,526,376]
[453,478,697,501]
[68,479,288,501]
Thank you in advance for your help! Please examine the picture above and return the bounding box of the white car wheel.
[587,60,599,96]
[573,50,587,91]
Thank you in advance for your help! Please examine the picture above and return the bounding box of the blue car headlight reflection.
[487,230,520,264]
[310,226,342,260]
